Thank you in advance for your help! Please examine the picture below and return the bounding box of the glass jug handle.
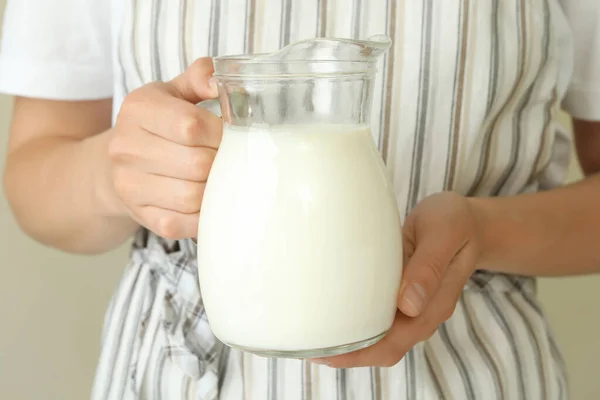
[190,99,221,245]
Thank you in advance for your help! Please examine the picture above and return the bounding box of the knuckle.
[157,215,181,239]
[119,82,164,117]
[179,183,203,212]
[120,90,145,115]
[424,255,446,283]
[107,135,122,160]
[179,114,203,143]
[108,133,139,165]
[190,150,215,179]
[107,134,128,161]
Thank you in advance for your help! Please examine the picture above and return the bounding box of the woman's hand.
[108,57,221,239]
[312,192,480,368]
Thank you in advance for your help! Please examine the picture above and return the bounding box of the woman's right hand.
[108,57,222,239]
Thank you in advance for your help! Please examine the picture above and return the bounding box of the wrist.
[466,196,497,270]
[84,129,131,219]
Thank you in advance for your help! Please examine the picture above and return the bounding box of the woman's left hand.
[312,192,481,368]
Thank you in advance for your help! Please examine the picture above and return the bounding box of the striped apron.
[93,0,572,398]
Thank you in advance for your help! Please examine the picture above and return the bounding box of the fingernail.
[208,77,218,97]
[401,283,427,317]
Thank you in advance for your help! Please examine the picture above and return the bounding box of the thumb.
[169,57,219,104]
[398,233,464,317]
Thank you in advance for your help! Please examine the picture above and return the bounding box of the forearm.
[470,173,600,276]
[3,129,139,254]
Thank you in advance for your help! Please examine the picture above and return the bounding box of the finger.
[115,170,205,214]
[418,246,475,324]
[155,102,223,148]
[137,205,199,240]
[398,229,470,317]
[311,312,418,368]
[111,127,217,181]
[120,87,223,148]
[170,57,218,104]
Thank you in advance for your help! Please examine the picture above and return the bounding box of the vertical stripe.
[280,0,292,47]
[453,0,479,193]
[438,323,476,400]
[444,0,470,190]
[370,366,382,400]
[521,288,569,399]
[486,0,500,114]
[465,0,500,196]
[525,0,555,186]
[527,89,557,185]
[317,0,328,37]
[351,0,362,39]
[267,358,277,400]
[277,1,292,130]
[182,375,191,398]
[119,14,131,94]
[406,350,416,396]
[131,0,144,87]
[179,0,188,71]
[151,0,162,80]
[384,0,406,173]
[491,0,534,195]
[208,0,221,56]
[424,357,443,398]
[380,0,397,162]
[92,261,146,399]
[475,0,529,197]
[239,354,246,400]
[479,288,526,400]
[423,342,448,398]
[505,0,554,193]
[184,0,195,65]
[218,346,231,392]
[133,0,153,83]
[245,0,256,53]
[133,281,168,392]
[406,0,434,212]
[244,353,254,400]
[550,333,568,400]
[461,296,504,399]
[336,369,347,400]
[301,360,312,400]
[154,348,171,400]
[506,294,547,400]
[377,0,391,152]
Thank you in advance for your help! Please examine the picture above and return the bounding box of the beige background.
[1,3,600,400]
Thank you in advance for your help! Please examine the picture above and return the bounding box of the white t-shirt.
[0,0,114,101]
[0,0,599,121]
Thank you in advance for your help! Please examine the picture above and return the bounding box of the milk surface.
[197,124,403,352]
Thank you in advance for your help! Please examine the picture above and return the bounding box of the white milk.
[197,124,403,355]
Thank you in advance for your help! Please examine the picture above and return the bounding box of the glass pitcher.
[197,36,403,358]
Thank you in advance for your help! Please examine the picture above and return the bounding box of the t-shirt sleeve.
[560,0,600,121]
[0,0,113,100]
